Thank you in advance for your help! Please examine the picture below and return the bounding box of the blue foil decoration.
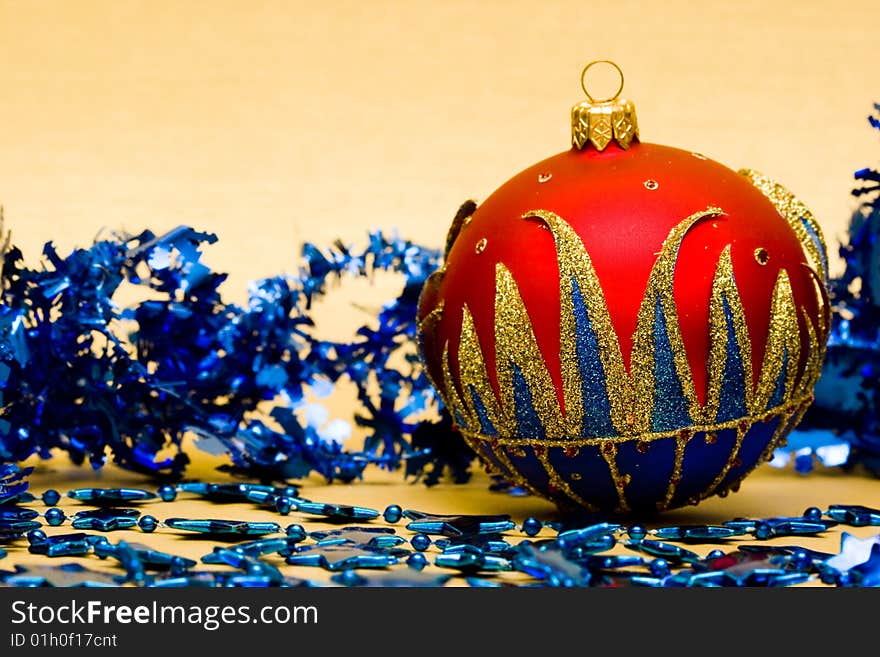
[286,544,407,571]
[0,222,459,483]
[3,563,120,588]
[792,102,880,475]
[0,464,32,505]
[70,508,141,532]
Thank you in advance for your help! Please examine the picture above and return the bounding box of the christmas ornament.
[417,61,830,512]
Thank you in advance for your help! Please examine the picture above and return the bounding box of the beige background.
[0,0,877,301]
[0,1,878,575]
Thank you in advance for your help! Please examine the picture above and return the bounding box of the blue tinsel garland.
[0,222,472,485]
[781,103,880,475]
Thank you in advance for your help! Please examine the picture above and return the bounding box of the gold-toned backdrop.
[0,1,878,577]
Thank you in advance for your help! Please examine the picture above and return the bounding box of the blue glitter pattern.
[571,277,615,437]
[650,296,693,432]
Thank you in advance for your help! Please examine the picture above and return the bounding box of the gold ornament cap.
[571,60,639,151]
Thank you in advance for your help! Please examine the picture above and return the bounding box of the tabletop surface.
[4,452,878,587]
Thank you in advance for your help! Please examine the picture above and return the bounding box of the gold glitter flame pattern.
[446,206,825,441]
[421,173,829,511]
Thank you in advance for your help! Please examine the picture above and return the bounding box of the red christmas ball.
[418,64,829,513]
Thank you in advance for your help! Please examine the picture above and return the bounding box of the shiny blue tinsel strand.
[0,222,472,484]
[791,102,880,476]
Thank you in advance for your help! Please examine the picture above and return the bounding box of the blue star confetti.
[791,102,880,476]
[433,533,514,556]
[332,568,451,587]
[434,545,512,574]
[825,532,880,573]
[513,544,591,587]
[723,516,837,539]
[201,537,304,560]
[27,533,105,557]
[308,526,406,549]
[0,465,32,505]
[95,541,196,573]
[70,508,141,532]
[286,544,408,571]
[2,563,120,588]
[200,549,284,583]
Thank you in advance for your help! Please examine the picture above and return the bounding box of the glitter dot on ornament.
[754,247,770,265]
[417,60,829,514]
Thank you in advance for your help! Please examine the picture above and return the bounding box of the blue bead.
[754,522,772,540]
[406,552,428,570]
[275,496,294,515]
[285,524,306,541]
[170,556,190,576]
[791,549,811,570]
[44,508,66,526]
[26,529,47,544]
[649,558,670,577]
[383,504,403,524]
[706,549,724,560]
[411,533,432,551]
[628,525,647,541]
[41,489,61,506]
[339,569,360,586]
[157,485,177,502]
[819,569,838,585]
[521,517,542,537]
[803,506,823,521]
[138,515,158,532]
